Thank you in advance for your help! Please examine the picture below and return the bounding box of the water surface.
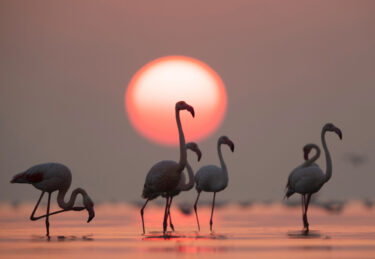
[0,202,374,258]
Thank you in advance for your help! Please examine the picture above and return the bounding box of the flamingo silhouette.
[302,144,320,168]
[291,143,321,171]
[194,136,234,232]
[10,163,95,238]
[285,123,342,233]
[141,101,194,235]
[163,142,202,231]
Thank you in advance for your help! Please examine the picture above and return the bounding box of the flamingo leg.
[30,189,85,221]
[301,194,306,230]
[210,192,216,232]
[304,194,312,232]
[30,191,45,221]
[140,199,149,234]
[167,197,175,231]
[30,207,85,220]
[163,197,170,235]
[194,191,201,231]
[45,192,51,238]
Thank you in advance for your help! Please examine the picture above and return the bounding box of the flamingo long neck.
[57,187,87,209]
[179,162,195,191]
[176,108,187,171]
[304,146,321,167]
[321,129,332,183]
[218,142,228,182]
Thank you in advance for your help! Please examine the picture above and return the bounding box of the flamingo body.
[140,101,195,235]
[13,163,72,193]
[285,123,342,233]
[195,165,227,192]
[142,161,180,200]
[287,166,325,197]
[11,162,95,238]
[193,136,234,232]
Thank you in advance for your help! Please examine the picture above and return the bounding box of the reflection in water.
[142,231,230,253]
[30,235,94,242]
[0,202,375,258]
[142,231,227,240]
[144,245,228,253]
[287,230,326,239]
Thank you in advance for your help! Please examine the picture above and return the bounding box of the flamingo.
[10,162,95,238]
[163,142,202,231]
[141,101,194,235]
[285,123,342,233]
[194,136,234,232]
[303,144,320,168]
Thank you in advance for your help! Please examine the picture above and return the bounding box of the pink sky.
[1,0,374,203]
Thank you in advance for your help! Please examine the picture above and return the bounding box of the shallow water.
[0,202,374,258]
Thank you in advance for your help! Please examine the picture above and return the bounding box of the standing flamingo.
[285,123,342,233]
[163,142,202,231]
[194,136,234,232]
[10,162,95,238]
[141,101,194,235]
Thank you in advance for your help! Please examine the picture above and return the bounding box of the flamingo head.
[219,136,235,152]
[176,101,195,118]
[186,142,202,161]
[324,123,343,140]
[83,194,95,223]
[303,144,317,161]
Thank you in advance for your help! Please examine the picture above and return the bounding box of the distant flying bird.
[342,152,368,167]
[164,142,202,231]
[315,200,346,214]
[141,101,195,235]
[10,163,95,238]
[194,136,234,231]
[285,123,342,233]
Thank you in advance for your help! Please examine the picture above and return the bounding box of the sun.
[125,56,227,146]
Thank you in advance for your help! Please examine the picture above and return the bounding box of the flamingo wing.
[290,166,325,194]
[26,172,44,183]
[142,160,180,199]
[11,171,43,184]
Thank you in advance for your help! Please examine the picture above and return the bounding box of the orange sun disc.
[125,56,227,146]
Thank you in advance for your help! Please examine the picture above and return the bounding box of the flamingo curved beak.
[334,127,342,140]
[196,149,202,162]
[87,207,95,223]
[187,105,195,118]
[227,140,235,152]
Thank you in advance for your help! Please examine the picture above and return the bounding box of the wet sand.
[0,202,374,258]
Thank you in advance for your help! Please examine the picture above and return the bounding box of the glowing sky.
[1,0,374,203]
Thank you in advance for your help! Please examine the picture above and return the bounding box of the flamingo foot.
[303,214,309,231]
[163,220,168,235]
[169,223,175,232]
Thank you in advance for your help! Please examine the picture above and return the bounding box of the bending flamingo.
[141,101,194,235]
[194,136,234,232]
[163,142,202,231]
[10,162,95,238]
[285,123,342,233]
[302,144,320,168]
[289,143,321,174]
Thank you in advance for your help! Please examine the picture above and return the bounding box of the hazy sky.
[1,0,374,204]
